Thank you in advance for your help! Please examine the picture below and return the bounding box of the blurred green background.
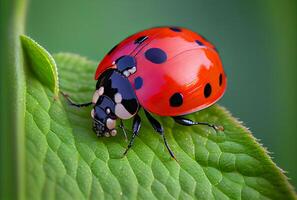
[26,0,297,187]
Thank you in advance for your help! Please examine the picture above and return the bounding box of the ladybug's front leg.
[61,92,93,107]
[123,114,141,156]
[173,116,224,131]
[144,110,177,162]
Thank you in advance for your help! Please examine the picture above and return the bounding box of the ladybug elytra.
[63,26,227,160]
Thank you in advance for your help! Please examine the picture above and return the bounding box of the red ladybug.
[64,26,227,160]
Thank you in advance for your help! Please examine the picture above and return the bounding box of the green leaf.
[21,35,59,96]
[23,44,296,198]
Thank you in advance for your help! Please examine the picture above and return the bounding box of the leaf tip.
[20,34,59,95]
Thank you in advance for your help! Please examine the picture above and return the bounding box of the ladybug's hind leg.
[144,110,177,162]
[123,114,141,156]
[173,116,224,131]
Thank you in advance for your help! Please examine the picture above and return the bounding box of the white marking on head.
[92,87,104,104]
[115,104,133,119]
[123,70,130,77]
[110,129,117,136]
[91,109,95,118]
[106,108,111,114]
[114,93,122,104]
[98,86,104,95]
[106,118,116,130]
[92,91,100,104]
[128,66,136,74]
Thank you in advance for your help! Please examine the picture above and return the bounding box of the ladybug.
[63,26,227,160]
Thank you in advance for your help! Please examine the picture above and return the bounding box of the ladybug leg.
[123,114,141,156]
[144,110,177,161]
[61,92,92,107]
[173,116,224,131]
[119,120,129,141]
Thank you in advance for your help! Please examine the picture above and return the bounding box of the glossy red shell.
[95,27,227,116]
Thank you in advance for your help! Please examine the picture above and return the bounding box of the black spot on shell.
[170,93,183,107]
[195,40,204,46]
[134,36,148,44]
[145,48,167,64]
[219,74,223,86]
[134,76,143,90]
[169,27,182,32]
[204,83,212,98]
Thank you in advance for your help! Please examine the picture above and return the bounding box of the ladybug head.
[91,95,117,137]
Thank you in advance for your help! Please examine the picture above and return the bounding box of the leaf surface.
[21,35,59,96]
[22,37,296,199]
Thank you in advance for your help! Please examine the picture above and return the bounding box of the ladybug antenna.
[61,91,93,107]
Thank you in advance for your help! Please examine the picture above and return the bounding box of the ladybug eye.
[106,108,111,114]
